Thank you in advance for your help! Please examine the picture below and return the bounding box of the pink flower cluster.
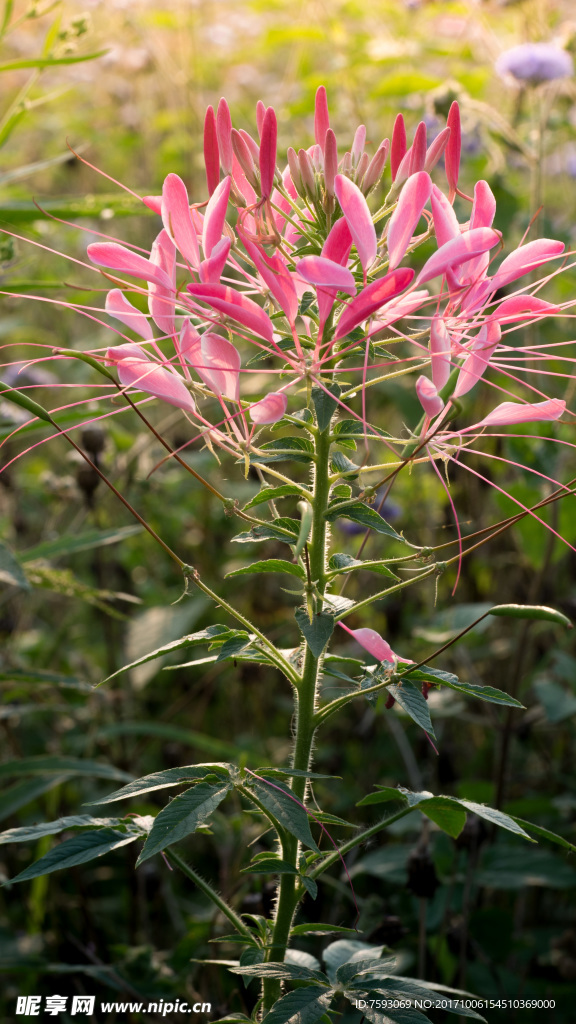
[85,87,567,457]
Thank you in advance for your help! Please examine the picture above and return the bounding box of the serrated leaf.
[328,553,399,581]
[215,635,253,662]
[230,962,325,982]
[21,526,143,562]
[87,764,230,805]
[7,828,140,884]
[331,451,360,478]
[250,437,314,465]
[232,518,300,545]
[489,604,572,628]
[0,541,30,590]
[509,817,576,853]
[242,858,298,875]
[312,383,341,431]
[357,787,408,807]
[137,783,231,864]
[100,625,232,684]
[456,800,533,841]
[301,875,318,899]
[243,485,306,510]
[325,502,404,541]
[299,291,317,316]
[419,797,467,838]
[323,940,385,978]
[336,955,396,985]
[262,986,332,1024]
[294,609,334,658]
[387,682,435,739]
[247,778,319,852]
[226,560,305,580]
[0,815,119,844]
[291,923,359,936]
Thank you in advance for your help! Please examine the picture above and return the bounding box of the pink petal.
[314,85,330,152]
[148,229,176,337]
[142,195,162,215]
[239,228,298,324]
[161,174,200,268]
[490,238,565,291]
[199,237,231,284]
[341,624,410,664]
[322,218,353,266]
[186,282,275,343]
[256,99,266,137]
[430,184,460,248]
[475,398,565,428]
[204,105,220,196]
[216,97,233,175]
[424,126,450,173]
[470,180,496,229]
[107,343,195,413]
[296,255,356,295]
[372,290,429,332]
[232,152,258,208]
[232,129,258,186]
[324,128,338,197]
[240,128,260,161]
[87,242,172,290]
[352,124,366,165]
[453,321,501,399]
[202,176,231,259]
[105,289,153,341]
[198,332,240,400]
[333,268,414,340]
[249,391,288,424]
[416,375,444,417]
[334,174,377,273]
[430,316,451,389]
[445,101,461,199]
[391,113,407,180]
[363,140,389,193]
[259,106,277,198]
[493,294,559,324]
[178,319,202,364]
[409,121,427,175]
[417,227,500,285]
[387,172,432,270]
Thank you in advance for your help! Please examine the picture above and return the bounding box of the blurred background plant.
[1,1,576,1020]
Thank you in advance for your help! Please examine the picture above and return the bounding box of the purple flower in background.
[495,43,573,85]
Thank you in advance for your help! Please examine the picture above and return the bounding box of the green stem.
[167,850,253,940]
[262,423,332,1012]
[310,804,417,879]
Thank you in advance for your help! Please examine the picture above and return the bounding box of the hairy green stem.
[262,423,332,1012]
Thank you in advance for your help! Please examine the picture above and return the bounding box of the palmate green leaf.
[249,437,314,465]
[290,923,358,937]
[246,778,319,852]
[325,502,404,541]
[402,667,524,708]
[215,635,253,662]
[230,962,327,982]
[86,764,231,805]
[22,526,143,562]
[0,756,131,782]
[331,451,360,478]
[328,553,399,581]
[295,609,335,658]
[312,383,341,431]
[0,541,30,590]
[505,818,576,854]
[136,783,231,864]
[456,800,534,841]
[100,625,233,684]
[356,787,407,807]
[6,828,141,885]
[0,815,148,845]
[232,518,300,545]
[301,875,318,899]
[489,604,572,628]
[226,559,305,580]
[262,986,332,1024]
[386,682,436,740]
[323,940,386,978]
[242,485,307,510]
